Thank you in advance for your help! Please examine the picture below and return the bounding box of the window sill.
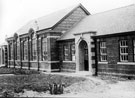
[63,61,75,63]
[30,61,37,62]
[117,62,135,65]
[98,62,108,64]
[22,60,29,62]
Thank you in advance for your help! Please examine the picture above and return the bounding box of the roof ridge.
[15,3,82,36]
[91,4,135,16]
[35,3,81,20]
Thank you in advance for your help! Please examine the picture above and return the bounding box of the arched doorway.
[79,40,89,71]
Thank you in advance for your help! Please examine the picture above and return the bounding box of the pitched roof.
[16,3,90,36]
[60,4,135,40]
[0,41,8,47]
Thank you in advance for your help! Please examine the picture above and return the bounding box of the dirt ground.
[18,73,135,98]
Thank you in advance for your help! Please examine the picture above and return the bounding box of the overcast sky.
[0,0,135,44]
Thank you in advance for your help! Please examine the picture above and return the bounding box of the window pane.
[24,40,28,60]
[32,38,37,60]
[17,42,20,60]
[71,44,75,61]
[133,40,135,62]
[42,38,47,61]
[38,38,42,61]
[120,40,128,62]
[100,42,107,61]
[11,43,13,60]
[64,45,69,61]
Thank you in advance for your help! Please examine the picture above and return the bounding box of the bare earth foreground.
[19,72,135,98]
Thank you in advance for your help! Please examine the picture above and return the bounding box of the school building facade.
[4,4,135,77]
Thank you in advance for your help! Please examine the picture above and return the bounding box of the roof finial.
[35,20,39,31]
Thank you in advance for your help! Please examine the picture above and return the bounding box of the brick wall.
[96,34,135,77]
[58,39,76,72]
[61,62,76,72]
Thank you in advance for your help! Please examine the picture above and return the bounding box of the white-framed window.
[120,40,128,62]
[9,43,12,60]
[24,40,28,60]
[17,42,20,60]
[100,42,107,61]
[71,44,75,61]
[64,45,69,61]
[38,38,42,61]
[42,37,47,61]
[32,38,37,61]
[133,40,135,61]
[11,42,14,60]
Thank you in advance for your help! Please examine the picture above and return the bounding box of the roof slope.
[60,4,135,40]
[16,3,89,36]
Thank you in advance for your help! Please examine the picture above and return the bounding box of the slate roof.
[15,3,90,36]
[60,4,135,40]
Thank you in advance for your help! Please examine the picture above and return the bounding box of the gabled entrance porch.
[74,32,96,75]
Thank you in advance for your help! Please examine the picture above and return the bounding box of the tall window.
[23,40,28,60]
[100,42,107,61]
[64,45,69,61]
[120,40,128,62]
[17,42,20,60]
[38,38,42,61]
[11,42,13,60]
[42,37,47,60]
[8,43,11,60]
[14,42,17,60]
[32,38,37,60]
[134,40,135,61]
[63,43,75,61]
[71,44,75,61]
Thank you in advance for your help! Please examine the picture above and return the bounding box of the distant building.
[0,42,7,66]
[4,3,135,77]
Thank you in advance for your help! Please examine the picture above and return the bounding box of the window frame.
[10,42,14,60]
[42,37,47,61]
[71,44,75,61]
[63,44,69,61]
[119,40,128,62]
[133,40,135,62]
[100,41,107,62]
[63,43,75,61]
[23,39,28,60]
[32,38,37,61]
[8,43,11,60]
[17,41,20,60]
